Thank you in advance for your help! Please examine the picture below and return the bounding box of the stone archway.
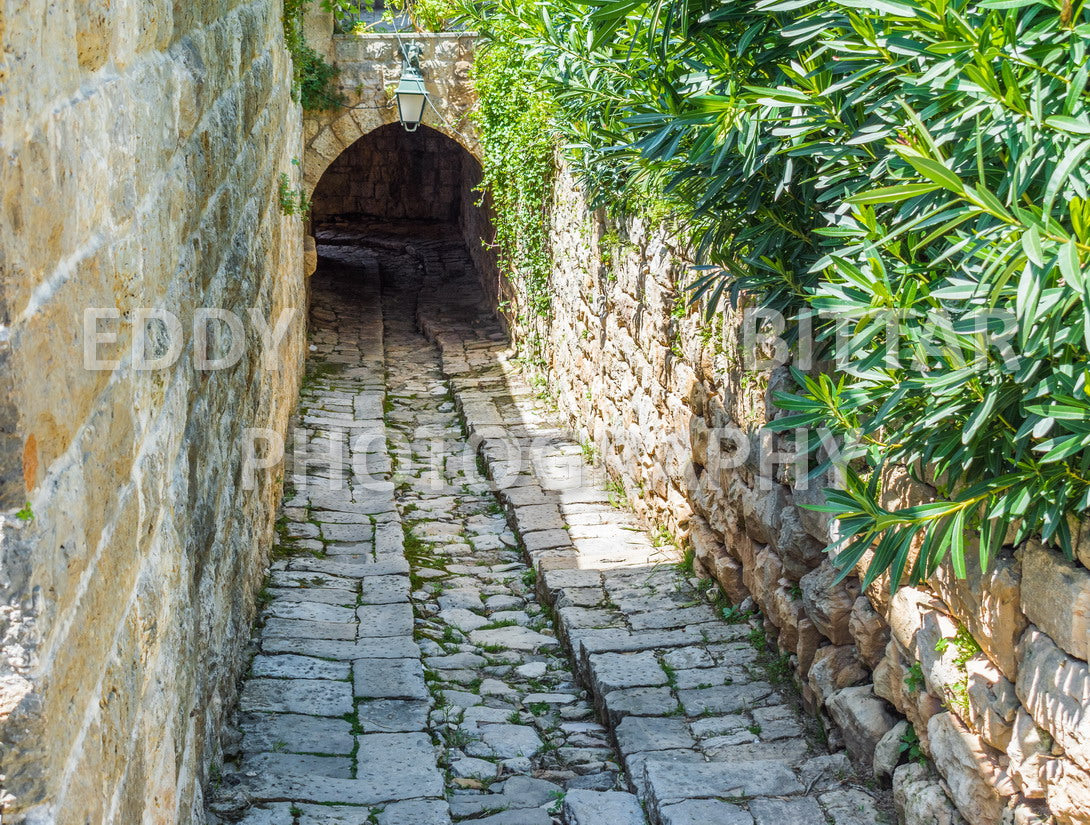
[311,122,479,226]
[301,33,479,197]
[307,117,502,313]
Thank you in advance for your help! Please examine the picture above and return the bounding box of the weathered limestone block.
[795,616,824,676]
[672,363,699,411]
[310,127,342,162]
[772,503,825,580]
[1006,709,1052,799]
[849,596,890,670]
[792,467,838,544]
[744,545,783,618]
[886,586,942,654]
[807,645,868,707]
[931,550,1026,680]
[1020,540,1090,663]
[688,419,710,471]
[916,610,973,722]
[742,483,785,546]
[767,583,806,652]
[927,712,1013,825]
[304,4,335,61]
[1015,627,1090,773]
[873,719,910,779]
[1043,757,1090,825]
[825,684,898,771]
[713,552,750,608]
[800,560,859,646]
[965,655,1017,752]
[330,113,363,150]
[76,0,112,71]
[892,762,968,825]
[873,640,944,750]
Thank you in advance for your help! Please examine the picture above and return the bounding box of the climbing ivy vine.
[466,24,557,320]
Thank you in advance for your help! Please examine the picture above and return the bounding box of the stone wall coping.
[333,31,478,40]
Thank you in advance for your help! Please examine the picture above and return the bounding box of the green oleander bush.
[458,0,1090,585]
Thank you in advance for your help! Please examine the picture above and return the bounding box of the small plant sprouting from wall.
[934,624,982,715]
[898,725,928,766]
[903,662,925,694]
[283,0,346,111]
[278,172,312,218]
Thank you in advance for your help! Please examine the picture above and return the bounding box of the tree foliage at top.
[461,0,1090,587]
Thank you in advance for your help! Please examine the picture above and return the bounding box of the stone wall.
[0,2,306,823]
[458,158,503,312]
[499,161,1090,825]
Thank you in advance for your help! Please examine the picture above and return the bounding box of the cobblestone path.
[208,230,892,825]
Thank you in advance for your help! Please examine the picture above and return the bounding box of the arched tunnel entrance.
[313,122,476,226]
[308,123,500,319]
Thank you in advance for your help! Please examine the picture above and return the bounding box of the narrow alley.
[205,227,889,825]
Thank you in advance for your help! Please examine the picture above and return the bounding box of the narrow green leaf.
[1046,116,1090,135]
[1022,226,1044,267]
[847,183,941,205]
[901,154,965,194]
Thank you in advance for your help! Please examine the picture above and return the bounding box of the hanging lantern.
[395,44,428,132]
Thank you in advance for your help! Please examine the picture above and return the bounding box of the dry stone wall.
[0,2,306,823]
[498,161,1090,825]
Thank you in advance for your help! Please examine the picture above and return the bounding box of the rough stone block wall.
[0,2,306,822]
[458,157,503,313]
[501,162,1090,825]
[312,123,467,223]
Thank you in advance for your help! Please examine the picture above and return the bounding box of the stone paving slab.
[239,678,354,717]
[353,657,429,700]
[250,653,351,681]
[241,751,353,778]
[238,712,355,755]
[564,789,647,825]
[357,602,416,636]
